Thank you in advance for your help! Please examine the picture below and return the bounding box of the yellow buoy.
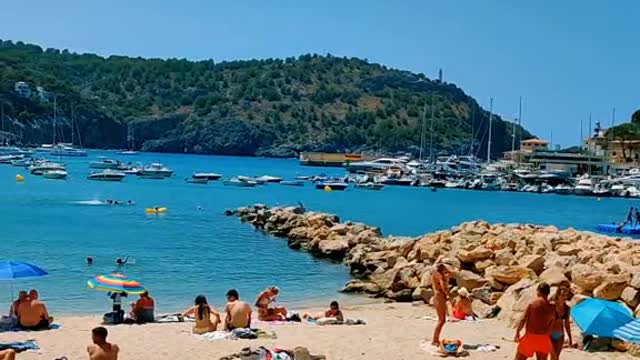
[324,185,332,192]
[145,207,167,214]
[15,174,24,182]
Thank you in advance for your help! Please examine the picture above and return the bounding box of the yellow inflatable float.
[15,174,24,182]
[145,207,167,214]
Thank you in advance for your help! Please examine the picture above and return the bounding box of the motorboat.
[315,182,348,191]
[0,154,23,164]
[479,173,502,191]
[354,182,384,190]
[50,144,88,157]
[280,180,305,186]
[0,146,33,156]
[255,175,283,183]
[88,169,126,182]
[119,150,138,155]
[12,157,40,168]
[237,176,265,184]
[501,183,519,192]
[378,175,416,186]
[223,177,257,187]
[427,179,447,188]
[295,175,311,181]
[554,184,574,195]
[192,173,222,181]
[574,175,594,196]
[445,180,466,189]
[139,163,173,178]
[540,183,555,194]
[185,177,208,184]
[346,158,409,174]
[90,158,127,170]
[29,162,66,175]
[42,169,68,179]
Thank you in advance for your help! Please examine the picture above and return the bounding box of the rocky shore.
[226,204,640,325]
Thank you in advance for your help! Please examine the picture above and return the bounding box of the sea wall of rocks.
[226,204,640,325]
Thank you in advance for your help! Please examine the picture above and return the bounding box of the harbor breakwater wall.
[226,204,640,325]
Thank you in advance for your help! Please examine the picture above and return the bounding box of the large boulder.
[412,287,433,303]
[471,286,492,305]
[519,255,545,275]
[539,267,570,287]
[494,249,516,266]
[497,279,539,327]
[593,274,630,301]
[557,244,580,256]
[472,299,493,319]
[621,287,640,308]
[385,289,413,302]
[631,273,640,290]
[318,238,350,259]
[370,268,400,291]
[489,266,536,285]
[454,270,488,291]
[341,280,381,294]
[570,264,606,292]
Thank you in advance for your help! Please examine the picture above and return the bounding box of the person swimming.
[86,257,94,265]
[127,200,135,205]
[115,257,128,266]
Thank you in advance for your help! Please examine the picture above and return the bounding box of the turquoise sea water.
[0,151,635,314]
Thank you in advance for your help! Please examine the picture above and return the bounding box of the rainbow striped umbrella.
[87,273,145,294]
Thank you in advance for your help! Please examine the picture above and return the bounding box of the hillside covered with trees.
[0,39,532,158]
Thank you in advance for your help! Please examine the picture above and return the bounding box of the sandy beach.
[0,301,626,360]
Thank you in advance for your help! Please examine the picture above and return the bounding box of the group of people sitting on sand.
[431,261,573,360]
[9,289,53,331]
[105,290,155,325]
[179,287,343,335]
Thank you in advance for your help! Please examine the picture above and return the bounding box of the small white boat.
[574,176,594,196]
[42,169,68,179]
[192,173,222,181]
[51,145,88,157]
[186,177,208,184]
[355,182,384,190]
[255,175,283,183]
[29,162,66,175]
[315,182,348,191]
[0,155,24,164]
[223,177,257,187]
[88,170,126,182]
[280,180,305,187]
[139,163,173,179]
[237,176,265,184]
[119,150,138,155]
[554,184,574,195]
[89,158,126,170]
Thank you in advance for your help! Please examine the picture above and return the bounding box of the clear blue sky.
[1,0,638,147]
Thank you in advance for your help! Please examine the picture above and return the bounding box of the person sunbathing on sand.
[0,349,16,360]
[303,301,344,322]
[87,326,119,360]
[17,290,52,330]
[255,286,287,321]
[224,289,252,330]
[451,288,476,321]
[182,295,220,334]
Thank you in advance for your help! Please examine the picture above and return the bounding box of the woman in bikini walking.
[550,287,573,360]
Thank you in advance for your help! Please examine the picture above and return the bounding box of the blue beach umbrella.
[0,261,49,300]
[571,298,633,338]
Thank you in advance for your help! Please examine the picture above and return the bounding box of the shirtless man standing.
[87,327,119,360]
[224,289,252,330]
[514,282,555,360]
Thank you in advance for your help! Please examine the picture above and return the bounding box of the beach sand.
[0,302,627,360]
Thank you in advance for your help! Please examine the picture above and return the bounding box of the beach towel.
[253,320,291,326]
[307,318,366,326]
[195,330,235,341]
[0,340,39,352]
[419,341,469,358]
[231,328,258,339]
[155,314,194,323]
[462,343,499,352]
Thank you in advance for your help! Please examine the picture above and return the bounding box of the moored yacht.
[192,173,222,181]
[42,169,68,180]
[574,175,594,196]
[89,158,127,170]
[139,163,174,179]
[88,169,126,182]
[346,158,408,174]
[29,162,66,175]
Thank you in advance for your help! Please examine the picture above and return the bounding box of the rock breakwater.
[226,204,640,325]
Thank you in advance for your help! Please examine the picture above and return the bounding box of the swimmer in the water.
[114,200,120,205]
[127,200,134,205]
[115,256,129,266]
[87,256,94,265]
[197,206,203,211]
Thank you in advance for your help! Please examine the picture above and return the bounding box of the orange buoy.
[15,174,24,182]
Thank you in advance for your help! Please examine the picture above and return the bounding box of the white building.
[36,86,51,103]
[14,82,32,98]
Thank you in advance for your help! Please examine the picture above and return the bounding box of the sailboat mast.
[53,95,57,145]
[71,104,75,146]
[588,113,592,176]
[429,94,435,162]
[1,102,4,132]
[419,102,426,163]
[470,105,475,155]
[517,96,522,166]
[486,98,493,163]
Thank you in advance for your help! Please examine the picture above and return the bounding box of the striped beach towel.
[613,319,640,343]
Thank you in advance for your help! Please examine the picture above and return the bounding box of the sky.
[1,0,638,147]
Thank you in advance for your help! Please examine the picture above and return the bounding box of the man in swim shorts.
[224,289,252,330]
[514,282,555,360]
